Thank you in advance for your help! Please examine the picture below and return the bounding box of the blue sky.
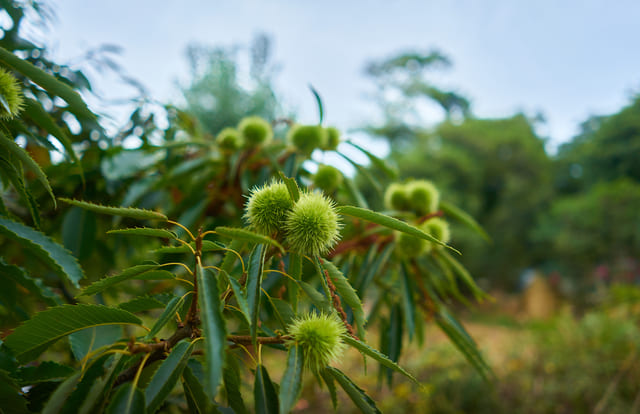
[46,0,640,151]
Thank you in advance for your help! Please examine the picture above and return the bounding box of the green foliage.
[533,179,640,277]
[0,5,490,413]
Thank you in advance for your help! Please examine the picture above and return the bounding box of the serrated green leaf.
[106,383,145,414]
[287,253,302,313]
[278,172,300,202]
[342,336,419,385]
[0,216,84,288]
[223,357,248,414]
[59,198,167,221]
[298,280,332,313]
[107,227,178,239]
[152,239,224,254]
[118,296,166,313]
[338,205,459,253]
[0,46,96,121]
[321,260,366,338]
[76,354,127,414]
[440,200,491,242]
[3,304,142,363]
[0,258,61,306]
[22,98,83,176]
[69,325,122,361]
[12,361,74,385]
[183,364,219,414]
[254,364,279,414]
[216,227,284,253]
[220,270,251,325]
[41,371,82,414]
[279,345,304,414]
[325,367,380,414]
[196,264,227,399]
[145,340,195,413]
[319,368,338,410]
[144,295,184,340]
[220,239,244,275]
[0,130,55,206]
[60,354,111,414]
[78,265,173,297]
[247,245,266,343]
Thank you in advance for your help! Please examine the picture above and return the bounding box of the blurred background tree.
[179,33,282,137]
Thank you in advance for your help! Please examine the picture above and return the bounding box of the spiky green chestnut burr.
[384,183,410,211]
[285,191,341,256]
[286,312,347,372]
[395,231,427,258]
[407,180,440,215]
[216,127,243,152]
[0,69,24,120]
[238,116,273,147]
[422,217,451,252]
[244,180,293,236]
[313,164,343,193]
[322,126,341,150]
[287,124,328,155]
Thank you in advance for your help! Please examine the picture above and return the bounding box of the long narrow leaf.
[22,98,82,169]
[144,296,184,340]
[182,364,219,414]
[0,155,41,227]
[246,244,266,343]
[435,307,493,381]
[345,141,398,178]
[41,372,82,414]
[196,264,227,399]
[59,198,167,221]
[342,336,419,385]
[216,227,284,253]
[278,345,304,414]
[0,216,84,288]
[254,364,279,414]
[3,304,142,363]
[0,46,96,120]
[325,367,380,414]
[338,205,459,253]
[220,270,251,325]
[440,200,490,242]
[78,265,174,297]
[223,357,248,414]
[0,130,55,205]
[0,258,61,306]
[437,250,487,301]
[145,340,195,413]
[278,171,300,202]
[107,227,178,239]
[106,383,145,414]
[321,260,366,338]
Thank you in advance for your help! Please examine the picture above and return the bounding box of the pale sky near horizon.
[41,1,640,152]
